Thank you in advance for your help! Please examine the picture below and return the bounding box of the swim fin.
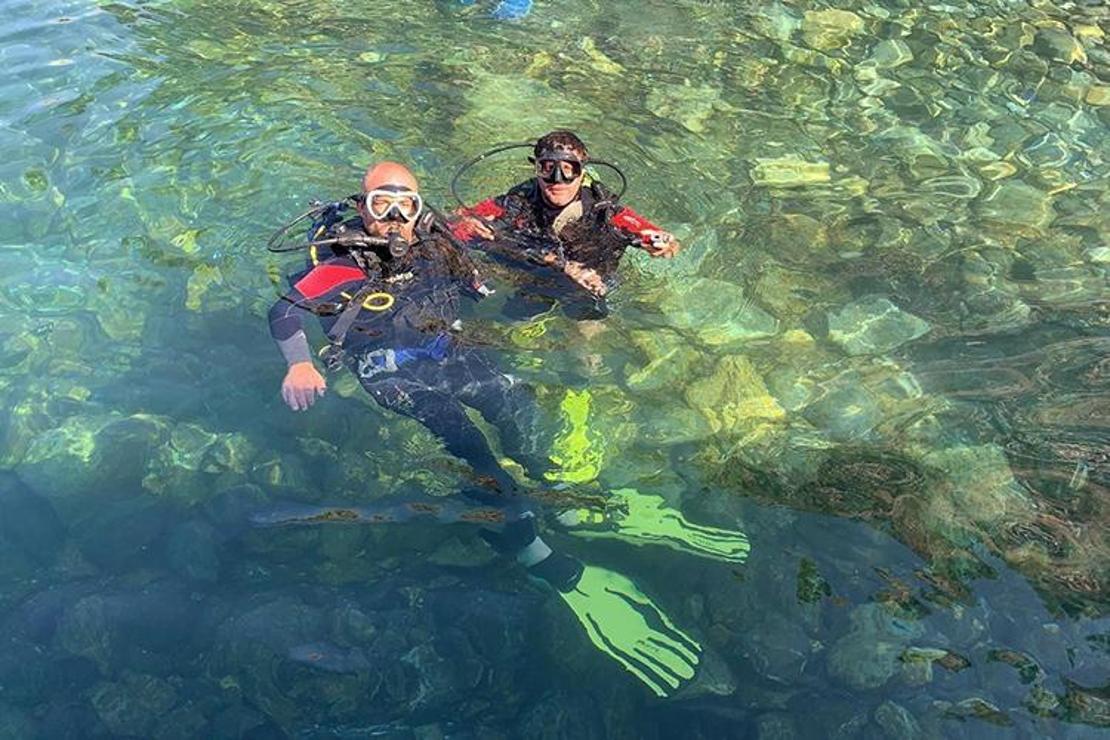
[558,488,750,563]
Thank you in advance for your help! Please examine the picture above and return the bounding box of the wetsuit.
[267,225,550,501]
[458,179,663,279]
[454,179,665,320]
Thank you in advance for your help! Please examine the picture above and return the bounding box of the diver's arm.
[268,294,312,364]
[268,289,328,411]
[451,196,508,242]
[610,206,681,258]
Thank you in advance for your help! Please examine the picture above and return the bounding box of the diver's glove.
[558,488,750,564]
[482,513,701,697]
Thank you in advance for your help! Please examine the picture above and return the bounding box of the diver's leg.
[360,375,522,506]
[449,352,556,482]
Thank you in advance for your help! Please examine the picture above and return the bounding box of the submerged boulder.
[827,297,930,356]
[660,278,778,346]
[685,355,785,436]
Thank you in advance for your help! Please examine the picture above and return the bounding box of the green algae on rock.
[684,355,786,436]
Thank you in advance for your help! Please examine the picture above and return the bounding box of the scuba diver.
[452,130,681,303]
[266,161,749,698]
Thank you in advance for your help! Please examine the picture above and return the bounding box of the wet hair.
[534,130,588,160]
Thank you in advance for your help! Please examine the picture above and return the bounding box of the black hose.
[450,142,533,208]
[450,142,630,207]
[266,196,359,253]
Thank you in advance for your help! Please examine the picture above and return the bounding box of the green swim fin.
[559,488,750,563]
[558,563,701,697]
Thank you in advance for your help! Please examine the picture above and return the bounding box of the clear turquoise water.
[0,1,1107,737]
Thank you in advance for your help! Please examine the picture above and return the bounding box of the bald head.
[363,161,419,193]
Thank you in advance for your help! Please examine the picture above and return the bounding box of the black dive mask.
[532,150,585,184]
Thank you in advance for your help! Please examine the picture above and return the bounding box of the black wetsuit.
[268,226,550,502]
[457,180,666,320]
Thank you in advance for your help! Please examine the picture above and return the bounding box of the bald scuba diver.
[452,130,681,305]
[266,161,711,697]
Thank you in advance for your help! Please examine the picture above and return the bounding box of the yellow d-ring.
[362,292,394,311]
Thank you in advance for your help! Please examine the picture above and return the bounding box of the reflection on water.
[0,0,1107,736]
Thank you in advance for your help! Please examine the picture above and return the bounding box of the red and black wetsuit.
[268,227,551,501]
[458,179,664,283]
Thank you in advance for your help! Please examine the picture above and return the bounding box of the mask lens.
[364,189,422,221]
[537,158,582,184]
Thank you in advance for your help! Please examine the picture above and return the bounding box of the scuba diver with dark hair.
[452,130,681,305]
[266,161,753,698]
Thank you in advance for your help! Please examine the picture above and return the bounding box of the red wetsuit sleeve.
[610,206,662,246]
[468,198,506,220]
[450,198,508,242]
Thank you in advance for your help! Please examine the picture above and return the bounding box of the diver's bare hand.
[282,362,326,411]
[642,230,681,258]
[452,215,495,241]
[564,260,607,297]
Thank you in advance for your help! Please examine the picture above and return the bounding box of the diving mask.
[362,186,423,223]
[532,150,584,184]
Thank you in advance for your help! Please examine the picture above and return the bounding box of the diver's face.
[364,215,414,242]
[537,155,585,208]
[359,191,419,243]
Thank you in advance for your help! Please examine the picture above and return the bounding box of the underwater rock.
[329,603,378,647]
[874,701,922,740]
[827,637,904,691]
[454,72,600,143]
[0,704,33,739]
[867,39,913,69]
[872,126,955,181]
[201,482,270,529]
[684,355,785,435]
[976,181,1056,235]
[427,535,498,568]
[660,278,778,345]
[55,581,198,670]
[921,444,1025,526]
[154,703,210,740]
[942,697,1012,726]
[1086,246,1110,263]
[1060,678,1110,727]
[90,672,178,737]
[802,377,881,441]
[986,649,1042,685]
[900,647,970,684]
[633,404,714,445]
[827,296,930,356]
[750,157,831,187]
[166,519,221,583]
[0,470,64,564]
[756,712,798,739]
[74,497,167,571]
[516,690,606,739]
[14,413,167,518]
[647,81,725,133]
[288,642,372,674]
[1032,28,1087,66]
[796,557,831,604]
[802,9,864,50]
[143,422,255,501]
[1086,85,1110,107]
[751,1,800,42]
[625,329,698,393]
[741,617,812,684]
[826,603,923,691]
